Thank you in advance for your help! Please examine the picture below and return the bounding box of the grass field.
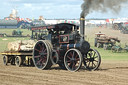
[0,28,128,60]
[0,28,31,36]
[0,28,31,52]
[86,27,128,60]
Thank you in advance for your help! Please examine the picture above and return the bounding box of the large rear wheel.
[83,49,101,71]
[33,40,52,69]
[64,49,83,72]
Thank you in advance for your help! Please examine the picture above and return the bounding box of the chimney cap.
[80,18,85,20]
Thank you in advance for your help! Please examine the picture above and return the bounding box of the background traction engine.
[32,22,101,72]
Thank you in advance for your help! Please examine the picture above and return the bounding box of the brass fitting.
[80,18,85,20]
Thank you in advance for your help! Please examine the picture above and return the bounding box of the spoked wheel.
[33,40,52,69]
[3,55,8,65]
[83,49,101,71]
[15,56,22,67]
[64,49,83,72]
[51,50,59,65]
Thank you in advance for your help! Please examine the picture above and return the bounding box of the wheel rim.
[51,50,59,65]
[3,56,6,64]
[16,57,20,65]
[64,49,82,72]
[3,56,8,65]
[83,49,101,71]
[15,56,21,66]
[33,40,50,69]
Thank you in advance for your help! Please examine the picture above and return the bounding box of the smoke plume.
[81,0,128,18]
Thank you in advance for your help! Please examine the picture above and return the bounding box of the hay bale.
[20,45,33,51]
[8,40,36,51]
[8,40,21,51]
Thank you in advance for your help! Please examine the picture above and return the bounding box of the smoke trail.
[81,0,128,18]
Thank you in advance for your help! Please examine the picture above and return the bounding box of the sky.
[0,0,128,19]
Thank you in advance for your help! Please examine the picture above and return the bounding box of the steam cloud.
[81,0,128,18]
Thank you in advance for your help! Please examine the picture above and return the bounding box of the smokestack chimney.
[80,17,85,40]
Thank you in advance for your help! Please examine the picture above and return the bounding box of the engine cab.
[31,23,82,49]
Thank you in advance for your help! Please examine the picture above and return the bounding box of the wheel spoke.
[92,62,96,67]
[43,53,47,55]
[37,58,43,65]
[68,62,72,68]
[67,56,71,60]
[41,44,44,51]
[84,57,89,62]
[92,61,93,67]
[94,60,98,62]
[67,60,71,63]
[43,56,47,59]
[88,61,90,67]
[72,62,75,70]
[43,49,47,53]
[35,48,41,52]
[88,53,92,58]
[94,56,98,59]
[69,52,73,57]
[72,51,75,58]
[34,55,41,58]
[93,52,96,57]
[75,58,80,61]
[75,54,78,59]
[84,57,89,60]
[38,44,43,50]
[41,57,47,63]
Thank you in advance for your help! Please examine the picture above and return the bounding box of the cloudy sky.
[0,0,128,19]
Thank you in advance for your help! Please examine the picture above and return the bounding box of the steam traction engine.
[32,18,101,72]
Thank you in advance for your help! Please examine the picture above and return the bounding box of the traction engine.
[32,18,101,72]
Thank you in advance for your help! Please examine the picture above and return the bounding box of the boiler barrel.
[60,44,80,50]
[60,41,90,53]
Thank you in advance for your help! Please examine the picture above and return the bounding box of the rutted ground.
[0,55,128,85]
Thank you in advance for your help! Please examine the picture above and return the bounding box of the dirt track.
[0,55,128,85]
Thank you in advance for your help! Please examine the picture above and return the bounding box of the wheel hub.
[40,52,45,56]
[71,58,75,61]
[89,58,94,62]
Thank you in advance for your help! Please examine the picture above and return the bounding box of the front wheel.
[64,49,83,72]
[83,49,101,71]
